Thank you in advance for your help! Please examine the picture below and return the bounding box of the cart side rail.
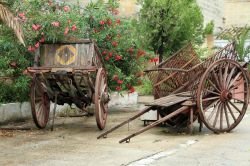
[145,43,200,99]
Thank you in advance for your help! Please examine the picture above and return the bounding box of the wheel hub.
[101,92,110,103]
[220,90,232,102]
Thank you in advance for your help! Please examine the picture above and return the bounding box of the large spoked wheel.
[30,76,50,129]
[95,68,109,130]
[197,59,249,133]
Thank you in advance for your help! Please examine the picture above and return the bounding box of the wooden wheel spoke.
[229,80,243,91]
[207,100,220,121]
[225,102,236,122]
[98,99,104,116]
[35,86,42,96]
[101,82,107,93]
[35,96,43,103]
[220,102,224,130]
[204,89,220,96]
[213,102,221,127]
[228,100,242,114]
[226,66,236,88]
[219,65,224,89]
[36,103,43,119]
[212,70,222,90]
[203,99,220,112]
[223,63,229,88]
[207,78,221,93]
[202,96,220,102]
[223,102,230,128]
[39,106,45,124]
[228,72,242,89]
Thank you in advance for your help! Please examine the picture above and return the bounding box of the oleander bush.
[0,0,157,103]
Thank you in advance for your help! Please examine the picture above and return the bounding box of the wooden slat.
[153,56,197,87]
[145,94,191,107]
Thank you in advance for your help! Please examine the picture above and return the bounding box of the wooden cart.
[26,39,110,130]
[97,42,250,143]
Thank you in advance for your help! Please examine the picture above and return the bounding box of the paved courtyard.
[0,104,250,166]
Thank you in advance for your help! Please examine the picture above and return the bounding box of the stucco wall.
[196,0,224,32]
[62,0,250,29]
[224,0,250,27]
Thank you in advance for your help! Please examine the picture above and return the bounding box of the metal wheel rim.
[197,59,249,133]
[30,76,50,129]
[95,68,108,130]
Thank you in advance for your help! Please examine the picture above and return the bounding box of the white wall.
[196,0,225,33]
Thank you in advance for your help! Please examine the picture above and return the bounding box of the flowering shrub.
[9,0,158,93]
[0,25,31,103]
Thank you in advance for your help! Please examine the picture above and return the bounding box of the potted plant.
[203,21,215,50]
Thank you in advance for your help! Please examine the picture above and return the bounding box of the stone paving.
[0,104,249,166]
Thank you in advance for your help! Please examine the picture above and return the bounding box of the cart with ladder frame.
[97,42,250,143]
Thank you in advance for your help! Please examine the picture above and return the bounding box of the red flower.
[99,20,105,25]
[102,50,107,56]
[117,79,123,84]
[115,55,122,61]
[108,52,113,57]
[129,87,135,93]
[153,58,159,62]
[32,24,41,31]
[18,13,25,17]
[39,37,45,43]
[112,41,118,47]
[115,86,122,91]
[35,42,40,48]
[128,47,134,54]
[105,56,110,61]
[113,75,119,81]
[63,6,70,12]
[107,19,112,26]
[28,46,35,52]
[71,24,77,31]
[116,19,121,25]
[64,27,69,35]
[150,58,159,63]
[137,49,146,57]
[51,21,60,27]
[18,13,26,20]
